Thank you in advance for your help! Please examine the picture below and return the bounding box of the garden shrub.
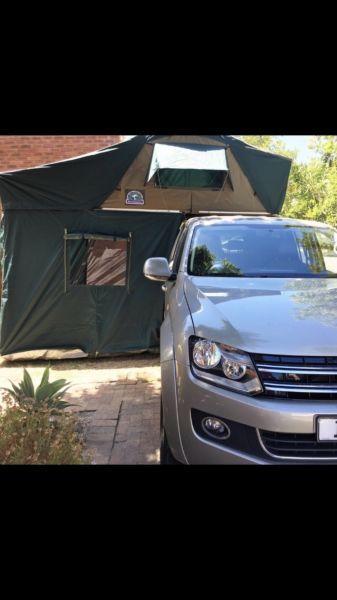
[0,406,86,464]
[0,366,87,464]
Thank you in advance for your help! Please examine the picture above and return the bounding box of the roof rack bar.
[197,211,272,215]
[98,208,181,213]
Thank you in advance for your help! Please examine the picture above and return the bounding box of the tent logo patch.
[125,190,144,205]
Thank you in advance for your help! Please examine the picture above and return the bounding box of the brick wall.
[0,135,124,172]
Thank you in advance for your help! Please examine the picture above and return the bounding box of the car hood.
[184,276,337,356]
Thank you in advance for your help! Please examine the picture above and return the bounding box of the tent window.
[147,143,230,189]
[64,233,130,290]
[155,168,225,189]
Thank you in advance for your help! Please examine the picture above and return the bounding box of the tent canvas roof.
[0,135,292,214]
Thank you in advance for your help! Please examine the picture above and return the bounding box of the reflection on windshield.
[188,224,337,278]
[285,279,337,327]
[191,245,242,276]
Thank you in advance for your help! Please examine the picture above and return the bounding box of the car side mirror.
[143,257,172,282]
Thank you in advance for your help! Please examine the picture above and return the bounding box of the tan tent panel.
[101,137,267,213]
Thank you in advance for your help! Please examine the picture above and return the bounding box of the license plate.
[317,417,337,441]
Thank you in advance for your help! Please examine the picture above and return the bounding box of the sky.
[279,135,315,163]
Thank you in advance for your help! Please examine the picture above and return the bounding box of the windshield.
[188,224,337,278]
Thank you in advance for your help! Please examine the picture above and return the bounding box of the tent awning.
[147,143,229,182]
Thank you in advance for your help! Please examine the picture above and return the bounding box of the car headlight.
[192,339,222,369]
[189,336,263,395]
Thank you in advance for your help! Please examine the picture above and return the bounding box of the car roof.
[183,214,333,229]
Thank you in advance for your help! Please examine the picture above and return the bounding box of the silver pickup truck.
[144,215,337,464]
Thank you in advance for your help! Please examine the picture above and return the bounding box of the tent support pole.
[64,228,68,293]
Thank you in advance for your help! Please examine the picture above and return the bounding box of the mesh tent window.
[64,232,131,292]
[155,169,225,188]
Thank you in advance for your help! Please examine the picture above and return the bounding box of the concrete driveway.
[0,354,161,464]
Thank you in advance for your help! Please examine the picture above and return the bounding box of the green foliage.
[311,136,337,166]
[1,366,74,414]
[239,135,337,228]
[0,406,86,464]
[0,366,87,464]
[241,135,296,159]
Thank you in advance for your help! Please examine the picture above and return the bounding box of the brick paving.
[0,354,161,464]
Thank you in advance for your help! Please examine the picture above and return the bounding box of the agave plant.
[1,366,74,414]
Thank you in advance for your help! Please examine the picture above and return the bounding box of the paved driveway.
[0,354,161,464]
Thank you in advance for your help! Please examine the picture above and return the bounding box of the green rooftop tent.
[0,135,291,360]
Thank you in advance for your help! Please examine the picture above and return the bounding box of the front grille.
[260,429,337,458]
[191,409,337,461]
[252,353,337,399]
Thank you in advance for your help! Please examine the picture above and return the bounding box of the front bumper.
[172,360,337,464]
